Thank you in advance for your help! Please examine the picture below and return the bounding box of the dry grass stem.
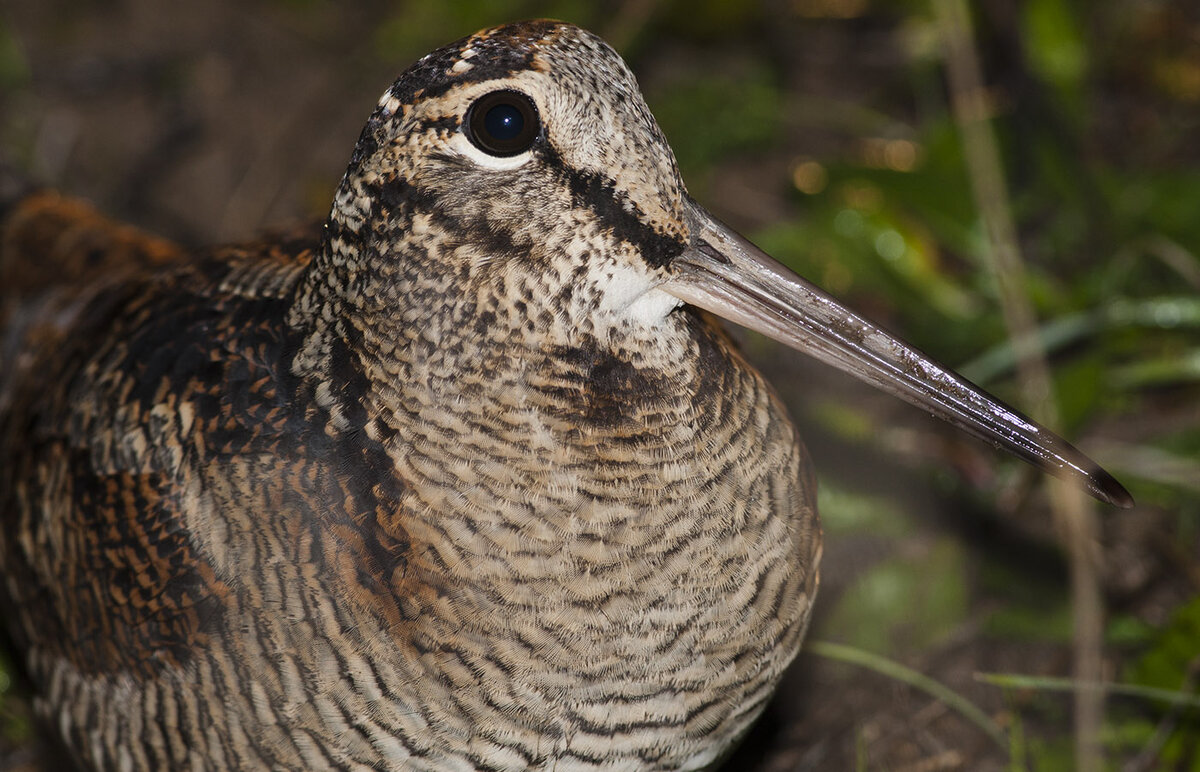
[932,0,1106,768]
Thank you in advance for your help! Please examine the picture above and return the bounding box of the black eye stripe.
[464,90,541,157]
[537,142,686,270]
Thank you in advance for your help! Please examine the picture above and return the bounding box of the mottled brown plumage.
[0,19,1127,772]
[1,22,817,771]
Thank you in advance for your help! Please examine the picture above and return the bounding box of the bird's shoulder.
[0,194,411,679]
[1,192,323,461]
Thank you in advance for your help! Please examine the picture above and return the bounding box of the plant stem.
[932,1,1106,769]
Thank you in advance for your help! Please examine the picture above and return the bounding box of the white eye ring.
[447,132,535,171]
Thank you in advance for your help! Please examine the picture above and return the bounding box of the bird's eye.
[465,90,541,157]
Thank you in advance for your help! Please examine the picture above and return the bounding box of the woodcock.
[0,19,1131,772]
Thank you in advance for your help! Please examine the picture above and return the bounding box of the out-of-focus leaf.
[1022,0,1087,99]
[979,673,1200,709]
[983,604,1073,643]
[818,537,969,655]
[660,0,760,39]
[0,648,30,745]
[755,194,980,333]
[816,479,911,537]
[648,63,781,179]
[372,1,601,62]
[1108,615,1159,648]
[977,559,1072,643]
[959,297,1200,385]
[0,20,29,93]
[1126,596,1200,693]
[1114,350,1200,389]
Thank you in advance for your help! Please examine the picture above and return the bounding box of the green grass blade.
[807,639,1009,750]
[976,672,1200,708]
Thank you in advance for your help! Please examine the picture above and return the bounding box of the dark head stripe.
[537,141,685,269]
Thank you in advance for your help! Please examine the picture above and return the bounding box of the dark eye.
[465,90,541,157]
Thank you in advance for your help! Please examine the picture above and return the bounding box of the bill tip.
[1090,468,1134,509]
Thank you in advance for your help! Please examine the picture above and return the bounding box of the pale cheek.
[624,287,683,325]
[591,262,681,325]
[595,263,653,310]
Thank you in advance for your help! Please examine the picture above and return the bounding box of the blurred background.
[1,0,1198,769]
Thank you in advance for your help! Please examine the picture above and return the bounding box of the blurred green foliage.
[1022,0,1086,96]
[977,559,1073,643]
[823,536,970,655]
[628,0,1200,766]
[0,19,29,92]
[371,0,595,60]
[1118,597,1200,767]
[3,0,1198,768]
[649,62,782,182]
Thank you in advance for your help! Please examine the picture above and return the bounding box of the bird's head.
[313,19,1130,508]
[321,20,689,346]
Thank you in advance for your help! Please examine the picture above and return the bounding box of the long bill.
[663,198,1133,508]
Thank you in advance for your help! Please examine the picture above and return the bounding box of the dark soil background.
[2,1,1199,770]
